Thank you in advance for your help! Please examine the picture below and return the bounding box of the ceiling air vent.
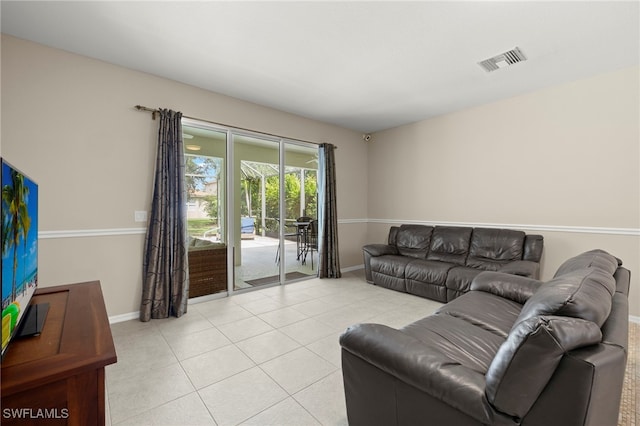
[478,47,527,72]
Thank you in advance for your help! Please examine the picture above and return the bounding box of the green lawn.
[188,218,217,237]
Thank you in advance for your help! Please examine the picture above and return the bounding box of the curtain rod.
[134,105,332,148]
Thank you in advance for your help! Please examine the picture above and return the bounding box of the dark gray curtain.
[318,143,341,278]
[140,109,189,321]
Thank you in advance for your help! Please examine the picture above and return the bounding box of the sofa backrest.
[388,226,400,245]
[426,226,472,265]
[516,267,616,327]
[485,315,602,419]
[394,225,434,259]
[523,234,544,262]
[465,228,526,271]
[386,225,543,270]
[524,264,630,426]
[553,248,620,278]
[485,258,619,419]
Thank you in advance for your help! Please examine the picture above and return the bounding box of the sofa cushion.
[553,249,620,278]
[370,255,412,276]
[470,272,543,305]
[437,291,522,338]
[371,272,406,293]
[485,315,602,419]
[401,314,505,375]
[405,280,448,302]
[370,255,413,292]
[466,228,525,271]
[395,225,434,259]
[516,268,616,327]
[405,259,455,285]
[445,266,484,295]
[426,226,472,266]
[497,260,540,278]
[362,243,398,257]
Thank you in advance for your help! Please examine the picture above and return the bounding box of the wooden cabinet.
[1,281,117,425]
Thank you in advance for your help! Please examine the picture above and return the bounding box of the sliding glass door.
[182,122,228,298]
[233,134,281,289]
[183,119,318,295]
[282,141,319,278]
[232,136,318,289]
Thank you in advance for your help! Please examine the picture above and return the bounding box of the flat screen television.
[1,158,46,359]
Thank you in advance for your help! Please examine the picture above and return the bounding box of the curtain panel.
[140,109,189,321]
[318,143,341,278]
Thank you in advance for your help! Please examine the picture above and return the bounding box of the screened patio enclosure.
[240,160,318,238]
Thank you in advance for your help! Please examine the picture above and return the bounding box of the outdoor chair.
[275,217,306,264]
[300,219,317,269]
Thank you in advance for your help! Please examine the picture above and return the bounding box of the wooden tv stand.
[1,281,117,425]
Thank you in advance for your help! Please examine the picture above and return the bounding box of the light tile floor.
[105,270,443,425]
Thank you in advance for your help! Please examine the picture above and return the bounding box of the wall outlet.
[134,211,148,223]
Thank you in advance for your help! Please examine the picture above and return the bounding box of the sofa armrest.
[362,243,398,257]
[362,244,398,282]
[498,260,540,278]
[470,272,543,304]
[340,323,494,424]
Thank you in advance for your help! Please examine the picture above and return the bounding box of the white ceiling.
[2,1,638,133]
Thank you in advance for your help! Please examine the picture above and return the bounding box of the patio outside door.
[282,141,319,279]
[233,134,280,290]
[182,119,318,295]
[233,135,318,290]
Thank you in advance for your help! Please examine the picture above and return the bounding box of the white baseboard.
[342,264,364,273]
[630,315,640,324]
[109,311,139,324]
[108,269,365,324]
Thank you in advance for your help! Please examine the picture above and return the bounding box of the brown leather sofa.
[341,249,630,426]
[363,224,544,302]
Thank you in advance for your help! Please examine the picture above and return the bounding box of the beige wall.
[368,66,640,316]
[3,34,638,319]
[1,35,368,317]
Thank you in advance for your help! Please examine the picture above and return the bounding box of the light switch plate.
[134,211,148,223]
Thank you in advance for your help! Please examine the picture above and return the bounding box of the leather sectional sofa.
[341,249,630,426]
[363,224,544,302]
